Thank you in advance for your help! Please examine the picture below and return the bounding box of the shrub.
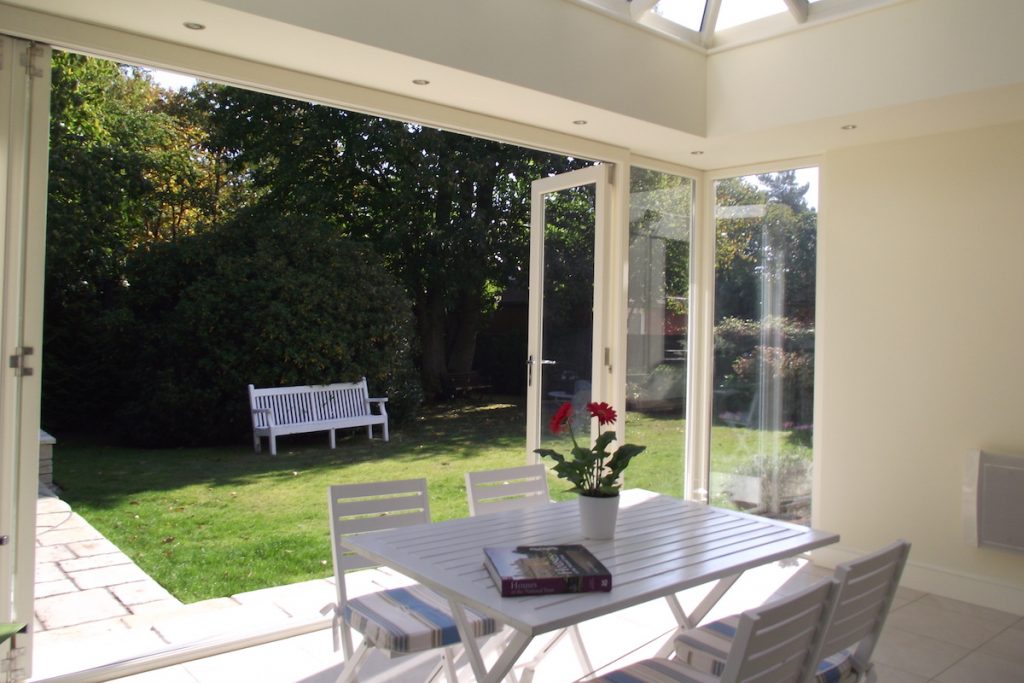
[114,211,422,446]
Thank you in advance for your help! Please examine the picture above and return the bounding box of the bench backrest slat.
[249,379,371,427]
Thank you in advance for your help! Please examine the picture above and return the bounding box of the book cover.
[483,544,612,597]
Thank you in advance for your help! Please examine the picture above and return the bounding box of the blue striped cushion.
[343,585,498,653]
[673,615,855,683]
[590,658,712,683]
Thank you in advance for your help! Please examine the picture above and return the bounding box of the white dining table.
[341,488,839,683]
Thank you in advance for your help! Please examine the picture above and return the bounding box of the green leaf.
[0,623,24,645]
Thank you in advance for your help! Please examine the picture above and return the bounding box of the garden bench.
[248,378,388,456]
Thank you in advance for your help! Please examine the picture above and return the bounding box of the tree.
[115,211,421,445]
[43,52,221,430]
[195,86,588,398]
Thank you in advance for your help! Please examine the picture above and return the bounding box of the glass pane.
[653,0,706,31]
[539,185,595,457]
[717,0,789,30]
[625,168,693,497]
[710,168,817,524]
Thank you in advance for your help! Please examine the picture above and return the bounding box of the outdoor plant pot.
[579,494,619,539]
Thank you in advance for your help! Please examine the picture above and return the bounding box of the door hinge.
[8,347,33,377]
[19,44,45,79]
[0,536,8,545]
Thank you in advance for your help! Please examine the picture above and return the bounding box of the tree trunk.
[416,289,448,399]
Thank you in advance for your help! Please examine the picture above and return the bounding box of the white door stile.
[0,35,51,681]
[526,164,612,461]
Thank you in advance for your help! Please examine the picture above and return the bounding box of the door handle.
[527,356,558,386]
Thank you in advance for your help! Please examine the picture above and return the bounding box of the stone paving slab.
[69,562,153,590]
[35,544,75,562]
[35,579,78,599]
[37,523,105,546]
[64,538,122,557]
[60,551,133,573]
[35,587,130,629]
[110,579,176,606]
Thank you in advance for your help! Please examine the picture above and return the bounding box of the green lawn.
[53,397,809,602]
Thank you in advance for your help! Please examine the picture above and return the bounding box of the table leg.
[448,599,532,683]
[655,572,742,658]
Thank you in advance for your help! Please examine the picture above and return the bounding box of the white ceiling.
[4,0,1024,170]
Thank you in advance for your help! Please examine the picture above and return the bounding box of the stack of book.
[483,544,612,597]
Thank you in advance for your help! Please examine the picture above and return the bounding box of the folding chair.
[326,479,501,683]
[674,540,911,683]
[465,464,595,682]
[590,577,839,683]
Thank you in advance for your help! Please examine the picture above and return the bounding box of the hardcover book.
[483,544,612,597]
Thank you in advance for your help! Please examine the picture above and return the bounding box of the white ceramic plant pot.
[579,494,620,540]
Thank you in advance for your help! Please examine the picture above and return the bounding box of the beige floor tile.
[935,650,1024,683]
[979,624,1024,666]
[871,626,972,679]
[885,594,1017,649]
[870,663,931,683]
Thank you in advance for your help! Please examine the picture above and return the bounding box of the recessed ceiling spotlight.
[841,124,858,130]
[690,150,704,155]
[412,79,430,86]
[573,120,588,125]
[183,21,206,30]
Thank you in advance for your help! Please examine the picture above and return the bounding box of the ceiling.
[3,0,1024,170]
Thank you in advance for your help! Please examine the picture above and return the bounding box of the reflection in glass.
[710,169,817,524]
[539,185,595,455]
[625,168,693,497]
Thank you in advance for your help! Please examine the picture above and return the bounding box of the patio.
[31,485,1024,682]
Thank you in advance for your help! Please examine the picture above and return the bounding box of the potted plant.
[535,401,646,539]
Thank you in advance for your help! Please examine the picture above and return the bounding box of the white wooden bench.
[248,378,389,456]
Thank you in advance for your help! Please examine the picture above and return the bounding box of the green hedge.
[113,212,422,446]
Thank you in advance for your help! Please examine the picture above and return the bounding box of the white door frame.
[525,164,612,460]
[0,35,51,681]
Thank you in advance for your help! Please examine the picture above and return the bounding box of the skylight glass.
[716,0,790,30]
[652,0,705,31]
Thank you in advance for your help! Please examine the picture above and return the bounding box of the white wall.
[816,120,1024,613]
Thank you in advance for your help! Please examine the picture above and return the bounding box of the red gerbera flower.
[550,401,573,435]
[587,401,617,426]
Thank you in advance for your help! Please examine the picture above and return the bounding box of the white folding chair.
[674,540,911,683]
[591,577,840,683]
[465,464,595,682]
[466,463,552,516]
[326,479,501,683]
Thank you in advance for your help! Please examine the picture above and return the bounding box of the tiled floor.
[31,486,1024,682]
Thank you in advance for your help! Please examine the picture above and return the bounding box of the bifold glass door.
[526,165,610,459]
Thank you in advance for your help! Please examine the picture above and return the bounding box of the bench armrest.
[367,397,388,416]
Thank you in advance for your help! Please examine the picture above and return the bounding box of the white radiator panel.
[963,450,1024,552]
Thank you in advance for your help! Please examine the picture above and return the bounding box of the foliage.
[535,401,646,497]
[43,53,228,432]
[113,211,422,445]
[711,171,818,429]
[194,85,590,397]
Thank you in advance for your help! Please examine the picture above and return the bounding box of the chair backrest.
[465,464,550,516]
[719,577,839,683]
[327,479,431,605]
[820,540,910,672]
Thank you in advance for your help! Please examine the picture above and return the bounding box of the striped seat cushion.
[590,657,713,683]
[673,615,855,683]
[343,585,498,653]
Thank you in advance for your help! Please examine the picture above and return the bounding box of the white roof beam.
[784,0,810,23]
[700,0,722,47]
[629,0,660,20]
